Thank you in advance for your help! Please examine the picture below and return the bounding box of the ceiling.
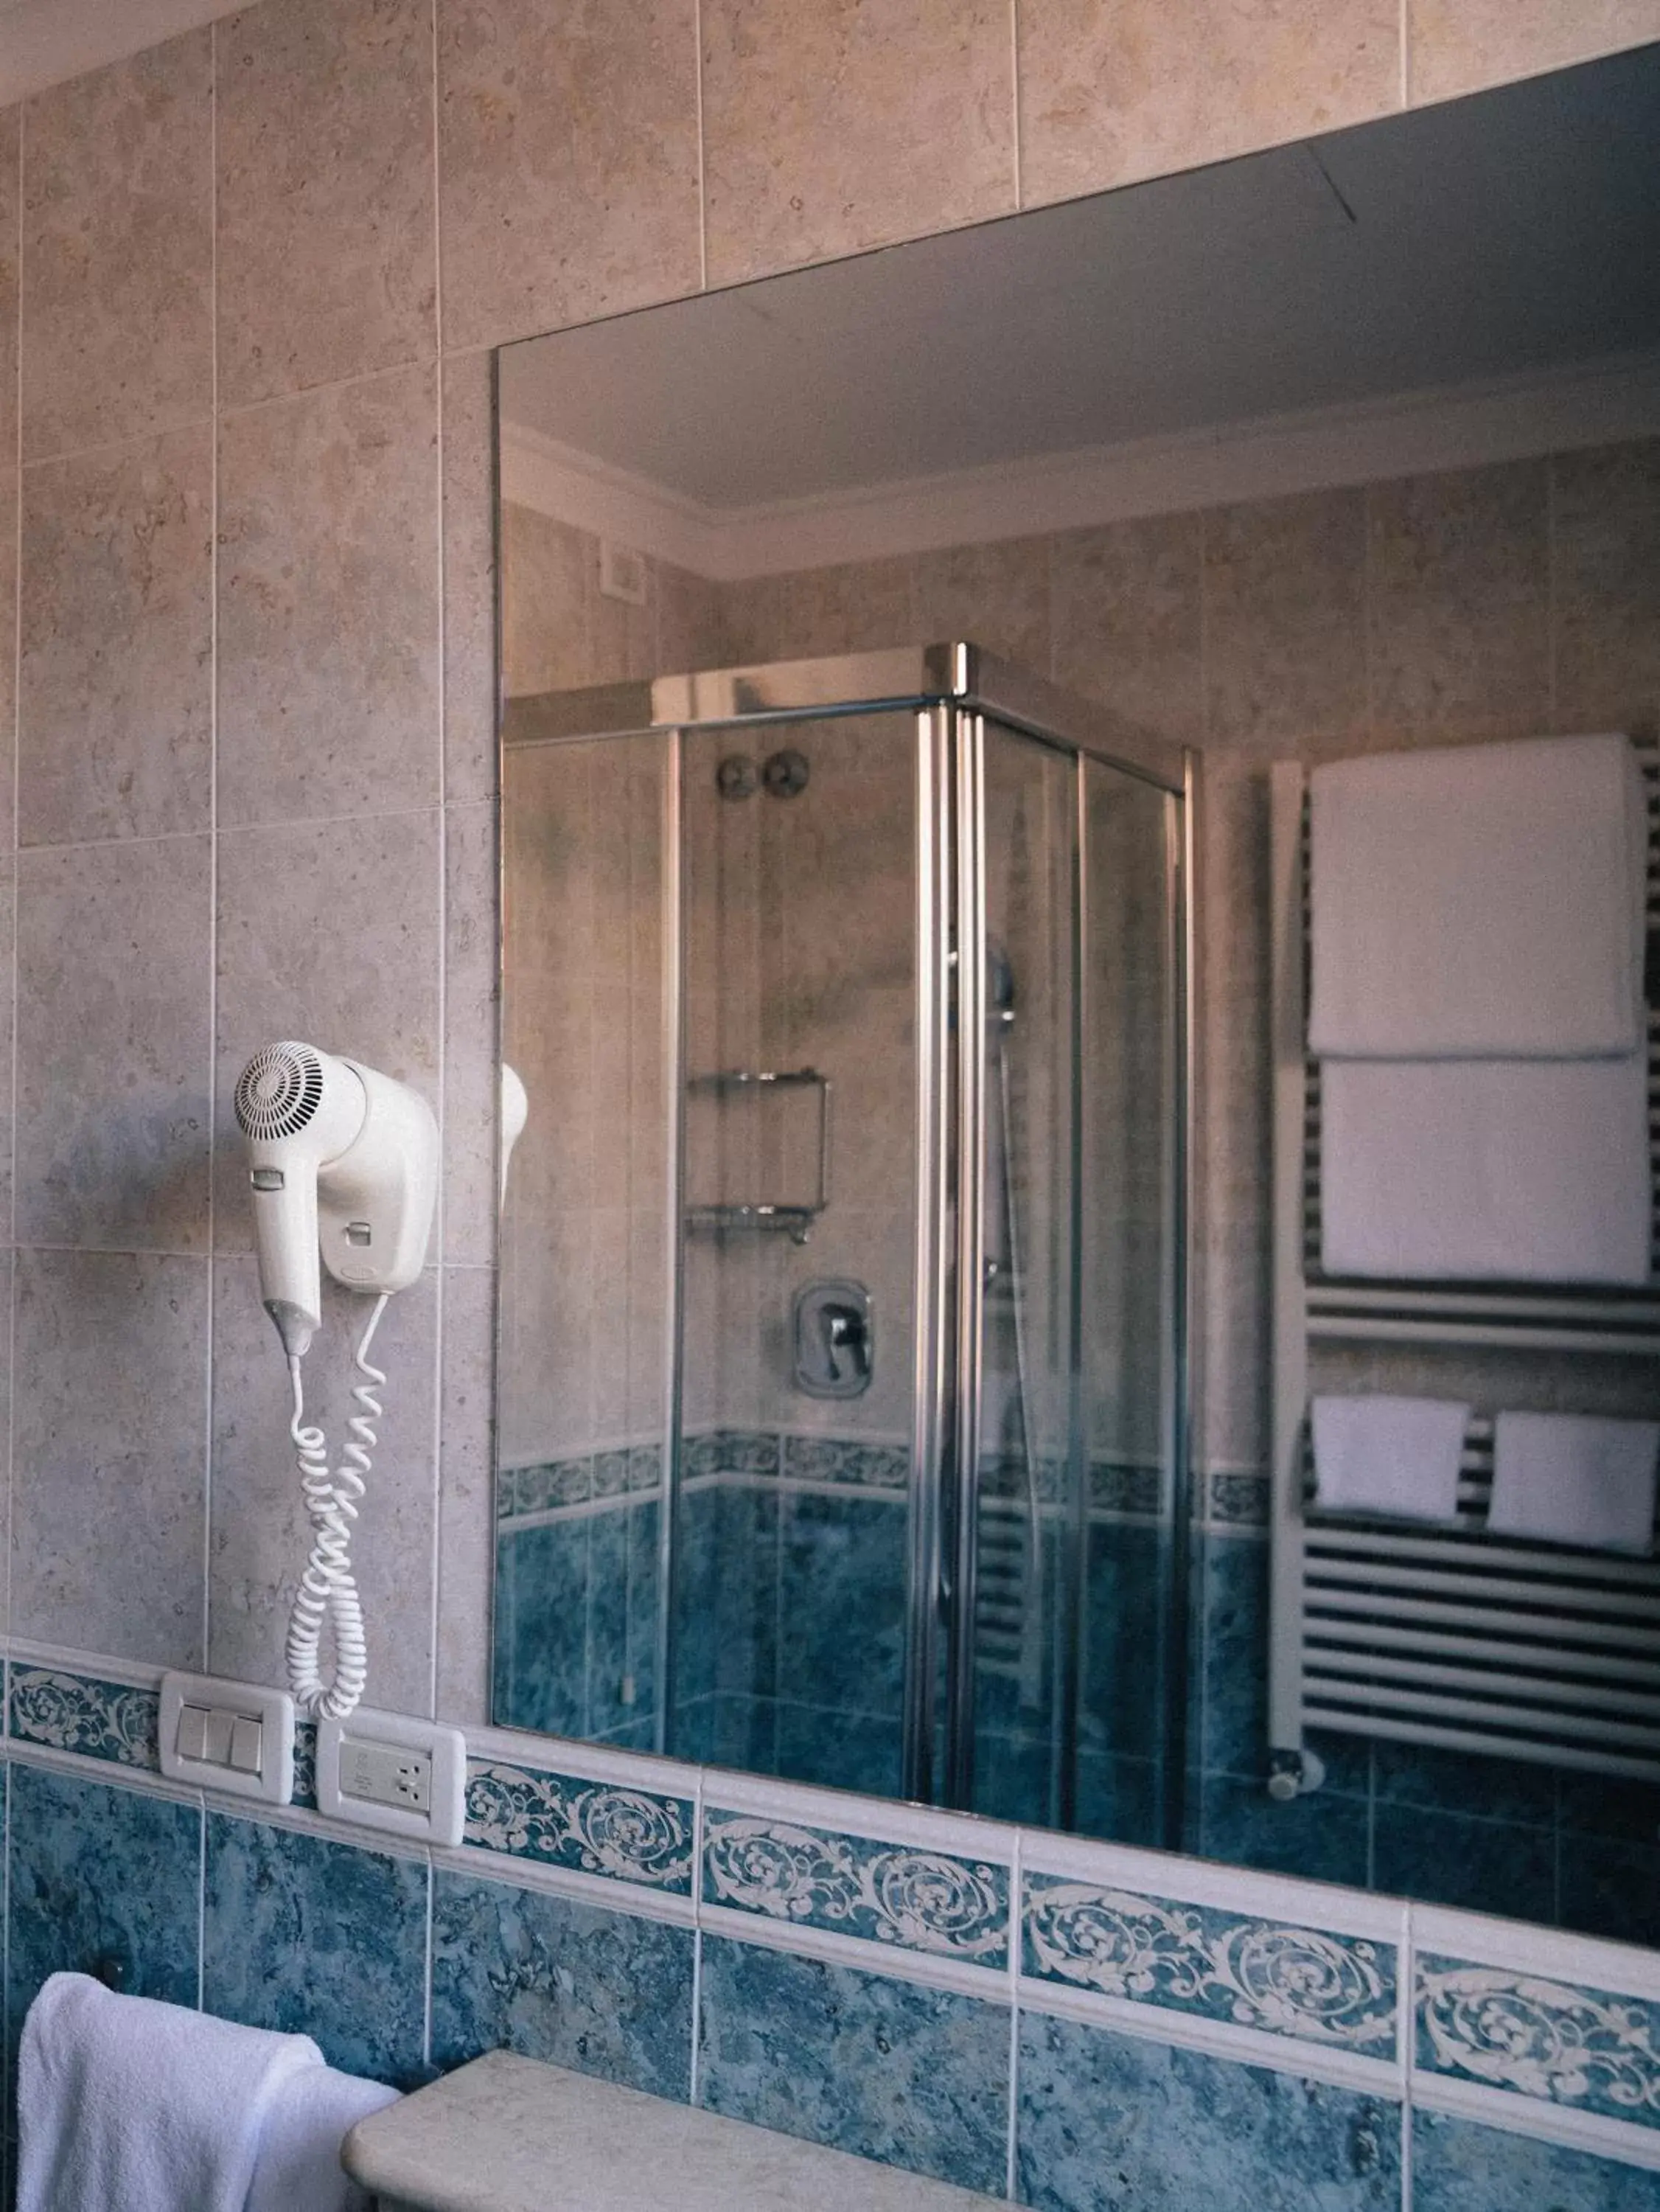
[501,46,1660,515]
[0,0,245,105]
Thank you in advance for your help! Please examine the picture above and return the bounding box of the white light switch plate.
[159,1672,296,1804]
[317,1708,467,1847]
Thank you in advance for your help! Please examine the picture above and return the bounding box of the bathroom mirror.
[489,46,1660,1943]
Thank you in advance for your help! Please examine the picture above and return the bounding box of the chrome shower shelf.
[684,1068,832,1245]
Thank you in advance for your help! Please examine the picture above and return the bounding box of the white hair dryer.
[234,1042,438,1719]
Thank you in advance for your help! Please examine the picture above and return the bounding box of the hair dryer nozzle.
[237,1042,370,1360]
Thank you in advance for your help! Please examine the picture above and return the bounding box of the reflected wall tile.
[213,809,441,1251]
[5,1764,200,2066]
[217,0,436,406]
[1373,1803,1555,1921]
[1406,0,1660,105]
[1052,513,1203,742]
[1016,2011,1401,2212]
[217,364,440,829]
[21,32,212,461]
[1200,1773,1370,1888]
[430,1868,694,2096]
[697,1937,1009,2194]
[11,1250,209,1666]
[437,0,700,354]
[0,471,13,855]
[18,428,212,845]
[1016,0,1398,209]
[203,1812,428,2085]
[913,537,1051,672]
[438,1266,496,1725]
[1552,438,1660,733]
[700,0,1016,288]
[442,352,498,804]
[15,836,212,1251]
[0,110,15,463]
[209,1255,437,1715]
[444,801,498,1267]
[1366,459,1550,734]
[1204,490,1367,749]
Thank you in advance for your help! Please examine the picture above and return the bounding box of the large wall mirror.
[488,48,1660,1942]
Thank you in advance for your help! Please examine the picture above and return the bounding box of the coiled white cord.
[284,1294,388,1719]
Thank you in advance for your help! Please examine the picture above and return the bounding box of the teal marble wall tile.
[464,1760,695,1892]
[1417,1955,1660,2129]
[776,1490,906,1719]
[430,1869,693,2099]
[1022,1876,1396,2054]
[1412,2110,1660,2211]
[1016,2011,1402,2211]
[702,1811,1008,1966]
[773,1698,902,1798]
[203,1813,426,2087]
[6,1764,200,2079]
[1200,1773,1370,1888]
[8,1669,158,1771]
[1373,1804,1555,1922]
[697,1935,1009,2194]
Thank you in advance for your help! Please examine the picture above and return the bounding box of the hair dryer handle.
[248,1164,324,1357]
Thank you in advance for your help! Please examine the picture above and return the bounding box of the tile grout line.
[1399,1902,1416,2212]
[6,97,25,1702]
[202,12,221,1680]
[693,0,708,293]
[1007,0,1022,214]
[1004,1826,1022,2200]
[1398,0,1411,110]
[688,1774,705,2106]
[428,0,446,1725]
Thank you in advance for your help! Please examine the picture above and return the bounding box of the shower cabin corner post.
[653,724,688,1760]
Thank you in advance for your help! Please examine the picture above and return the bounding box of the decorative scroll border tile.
[782,1436,909,1491]
[1024,1874,1398,2053]
[1087,1462,1163,1516]
[465,1759,695,1893]
[1417,1955,1660,2127]
[1207,1471,1270,1526]
[702,1810,1008,1966]
[9,1667,161,1772]
[501,1454,593,1518]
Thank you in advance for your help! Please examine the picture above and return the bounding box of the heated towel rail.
[1267,741,1660,1790]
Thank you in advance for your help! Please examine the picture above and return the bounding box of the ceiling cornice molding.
[499,345,1660,582]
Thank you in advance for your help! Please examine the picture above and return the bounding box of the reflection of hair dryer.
[500,1062,528,1211]
[234,1041,437,1719]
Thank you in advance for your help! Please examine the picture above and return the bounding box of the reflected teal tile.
[498,1517,589,1738]
[6,1764,199,2081]
[430,1870,692,2098]
[1017,2011,1402,2212]
[777,1491,905,1717]
[1201,1773,1368,1888]
[585,1500,631,1738]
[774,1698,902,1798]
[1373,1740,1555,1829]
[1373,1806,1554,1922]
[1201,1531,1269,1778]
[1083,1519,1167,1764]
[697,1936,1008,2194]
[1412,2110,1660,2211]
[1560,1834,1660,1950]
[1075,1750,1162,1848]
[203,1813,425,2086]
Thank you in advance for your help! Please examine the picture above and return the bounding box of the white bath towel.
[245,2059,398,2212]
[1311,1394,1471,1522]
[1320,1051,1652,1285]
[1308,733,1648,1059]
[1490,1412,1660,1553]
[17,1972,394,2212]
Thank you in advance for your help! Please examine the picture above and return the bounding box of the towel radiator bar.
[1268,742,1660,1792]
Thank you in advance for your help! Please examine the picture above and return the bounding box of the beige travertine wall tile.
[436,1263,496,1725]
[0,872,13,1240]
[1203,489,1367,751]
[442,352,499,802]
[1552,437,1660,734]
[21,32,212,462]
[500,504,654,695]
[0,109,18,465]
[1052,512,1204,742]
[1017,0,1399,209]
[0,470,15,852]
[1366,457,1551,735]
[1407,0,1660,106]
[214,810,442,1250]
[913,538,1052,672]
[443,801,500,1268]
[15,836,212,1252]
[217,364,440,827]
[217,0,437,406]
[18,428,212,845]
[209,1254,437,1714]
[700,0,1016,288]
[437,0,700,355]
[12,1249,209,1666]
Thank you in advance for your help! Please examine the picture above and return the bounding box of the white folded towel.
[1320,1052,1651,1285]
[18,1972,396,2212]
[1490,1411,1660,1552]
[1311,1394,1471,1521]
[1308,733,1648,1059]
[246,2056,400,2212]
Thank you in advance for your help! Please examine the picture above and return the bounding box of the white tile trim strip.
[1412,2070,1660,2174]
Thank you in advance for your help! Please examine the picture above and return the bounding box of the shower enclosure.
[495,644,1191,1848]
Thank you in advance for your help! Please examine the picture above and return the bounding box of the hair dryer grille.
[235,1042,326,1141]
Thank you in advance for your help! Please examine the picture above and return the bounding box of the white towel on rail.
[17,1971,394,2212]
[1311,1394,1471,1521]
[1308,733,1648,1059]
[1320,1051,1652,1285]
[1490,1411,1660,1552]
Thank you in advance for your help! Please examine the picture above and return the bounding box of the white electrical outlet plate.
[316,1708,467,1847]
[159,1672,296,1805]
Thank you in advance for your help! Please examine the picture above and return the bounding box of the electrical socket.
[316,1709,466,1846]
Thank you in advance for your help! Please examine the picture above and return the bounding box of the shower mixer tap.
[820,1302,871,1385]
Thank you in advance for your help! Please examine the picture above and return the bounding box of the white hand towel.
[1308,733,1648,1059]
[1311,1394,1471,1521]
[245,2061,399,2212]
[1490,1412,1660,1552]
[1320,1051,1651,1285]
